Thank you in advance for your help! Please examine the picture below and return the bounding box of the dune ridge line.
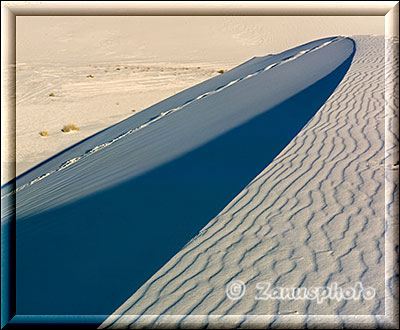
[100,35,394,328]
[1,37,343,202]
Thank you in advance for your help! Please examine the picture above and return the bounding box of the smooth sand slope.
[3,16,383,184]
[1,37,355,322]
[100,36,398,329]
[12,59,230,180]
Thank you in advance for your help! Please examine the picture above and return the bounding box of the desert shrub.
[49,92,55,97]
[61,124,79,133]
[39,131,48,137]
[217,69,226,74]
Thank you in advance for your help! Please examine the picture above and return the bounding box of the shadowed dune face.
[14,43,355,317]
[103,36,389,328]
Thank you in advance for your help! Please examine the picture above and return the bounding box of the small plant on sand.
[39,131,48,137]
[49,92,55,97]
[87,74,94,78]
[61,124,79,133]
[217,69,226,74]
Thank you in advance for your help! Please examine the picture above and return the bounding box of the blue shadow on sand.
[11,43,355,323]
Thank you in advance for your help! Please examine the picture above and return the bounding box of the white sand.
[100,35,398,328]
[2,13,397,329]
[2,16,384,184]
[4,36,355,221]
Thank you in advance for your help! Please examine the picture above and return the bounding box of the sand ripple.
[101,35,398,329]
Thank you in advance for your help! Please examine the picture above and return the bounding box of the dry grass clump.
[87,74,94,78]
[49,92,55,97]
[61,124,79,133]
[39,131,48,137]
[217,69,226,74]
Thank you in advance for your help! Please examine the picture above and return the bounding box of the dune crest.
[101,36,397,329]
[0,36,358,321]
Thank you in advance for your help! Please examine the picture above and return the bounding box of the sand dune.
[0,9,396,329]
[13,60,230,179]
[100,36,398,329]
[1,36,358,321]
[2,28,396,328]
[2,36,353,220]
[4,16,383,184]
